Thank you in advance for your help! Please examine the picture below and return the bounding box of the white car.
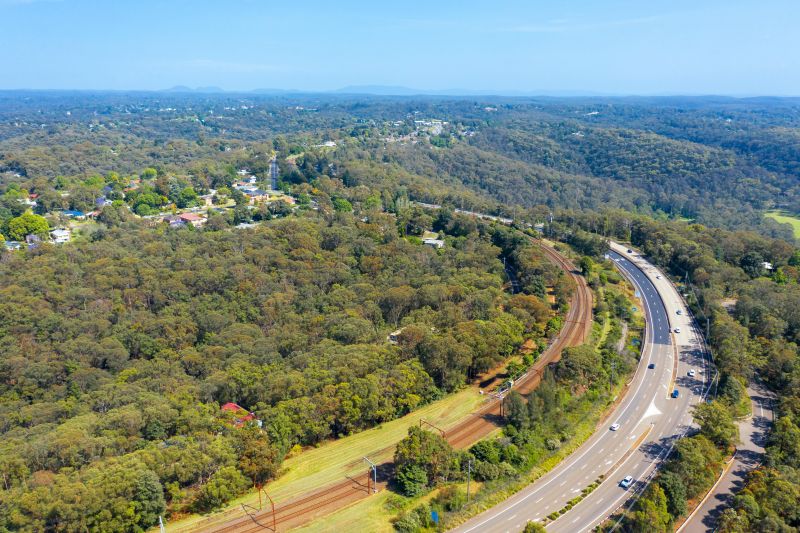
[688,369,696,377]
[620,476,634,489]
[656,275,662,279]
[610,423,620,431]
[676,310,683,315]
[674,327,681,333]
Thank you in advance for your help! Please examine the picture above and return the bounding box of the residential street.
[680,381,774,532]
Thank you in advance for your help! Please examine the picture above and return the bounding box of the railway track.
[206,239,592,533]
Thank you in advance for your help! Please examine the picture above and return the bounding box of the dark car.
[671,389,680,398]
[648,363,655,369]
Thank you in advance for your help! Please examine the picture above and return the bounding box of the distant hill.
[163,85,225,93]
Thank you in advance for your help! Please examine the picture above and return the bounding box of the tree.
[193,466,249,511]
[7,212,49,241]
[630,483,671,533]
[692,401,738,449]
[556,344,605,391]
[396,464,428,497]
[505,391,528,431]
[658,471,687,518]
[332,197,353,212]
[141,167,158,180]
[176,186,199,208]
[394,427,455,489]
[666,435,722,497]
[235,425,281,486]
[132,469,167,529]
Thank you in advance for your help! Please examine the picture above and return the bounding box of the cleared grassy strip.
[298,375,631,532]
[267,388,485,501]
[166,387,486,532]
[765,210,800,238]
[291,490,397,533]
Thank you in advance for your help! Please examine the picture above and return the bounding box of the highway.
[452,242,714,533]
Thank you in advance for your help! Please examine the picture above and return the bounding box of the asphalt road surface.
[452,242,713,533]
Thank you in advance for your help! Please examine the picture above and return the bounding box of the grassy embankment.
[167,388,487,532]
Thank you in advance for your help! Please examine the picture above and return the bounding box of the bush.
[470,440,501,464]
[474,461,501,481]
[393,504,433,533]
[434,485,466,512]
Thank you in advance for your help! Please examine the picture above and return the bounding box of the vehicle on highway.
[656,274,662,279]
[610,423,620,431]
[620,476,634,489]
[676,309,683,315]
[648,363,655,369]
[688,369,696,377]
[674,327,681,333]
[672,389,680,398]
[627,249,633,254]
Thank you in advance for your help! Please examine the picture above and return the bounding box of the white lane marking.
[507,514,517,521]
[535,497,543,503]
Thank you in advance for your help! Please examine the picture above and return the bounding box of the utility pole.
[364,457,377,493]
[466,459,473,505]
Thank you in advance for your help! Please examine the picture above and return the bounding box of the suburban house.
[178,212,206,227]
[95,196,113,208]
[60,209,86,220]
[163,215,186,228]
[51,228,71,244]
[387,326,407,344]
[199,189,217,207]
[3,241,22,251]
[245,189,270,203]
[423,238,445,249]
[220,402,259,428]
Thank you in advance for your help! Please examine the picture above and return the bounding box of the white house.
[423,238,445,249]
[51,228,71,244]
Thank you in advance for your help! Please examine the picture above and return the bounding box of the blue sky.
[1,0,798,95]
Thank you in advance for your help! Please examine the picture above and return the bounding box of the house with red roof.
[221,402,257,428]
[179,212,206,227]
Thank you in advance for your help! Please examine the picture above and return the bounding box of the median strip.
[668,331,679,398]
[544,425,654,526]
